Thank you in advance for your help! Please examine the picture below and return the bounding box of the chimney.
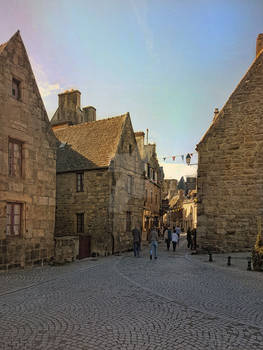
[58,89,81,111]
[134,131,145,158]
[82,106,96,122]
[256,33,263,57]
[213,107,219,121]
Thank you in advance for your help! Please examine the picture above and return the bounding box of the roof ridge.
[0,30,22,57]
[54,114,127,132]
[197,48,263,148]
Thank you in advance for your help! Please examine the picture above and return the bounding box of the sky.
[1,0,263,179]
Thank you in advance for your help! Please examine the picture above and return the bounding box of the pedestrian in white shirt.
[175,225,181,246]
[172,229,178,252]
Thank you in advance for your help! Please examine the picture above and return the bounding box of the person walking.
[175,225,181,246]
[172,229,178,252]
[192,228,197,250]
[164,227,172,251]
[187,228,193,249]
[132,225,141,257]
[149,226,159,259]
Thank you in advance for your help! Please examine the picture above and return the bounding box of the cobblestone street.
[1,238,263,350]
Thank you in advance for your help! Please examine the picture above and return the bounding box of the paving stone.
[0,238,263,349]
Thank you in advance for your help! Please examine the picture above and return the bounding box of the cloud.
[129,0,154,54]
[39,83,60,97]
[30,57,61,97]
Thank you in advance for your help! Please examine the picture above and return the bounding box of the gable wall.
[197,53,263,252]
[0,34,56,268]
[110,116,144,252]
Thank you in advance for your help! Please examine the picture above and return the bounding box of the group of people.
[131,224,183,260]
[131,225,159,260]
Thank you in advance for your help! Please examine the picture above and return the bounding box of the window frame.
[76,172,84,192]
[6,202,22,237]
[76,213,84,233]
[147,164,151,178]
[12,77,21,100]
[8,138,23,177]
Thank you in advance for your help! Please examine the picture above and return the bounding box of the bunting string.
[160,152,197,163]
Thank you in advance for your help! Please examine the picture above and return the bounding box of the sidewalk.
[162,235,256,273]
[190,250,253,272]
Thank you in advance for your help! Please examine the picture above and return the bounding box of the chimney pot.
[83,106,96,122]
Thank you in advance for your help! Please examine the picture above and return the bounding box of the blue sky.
[1,0,263,171]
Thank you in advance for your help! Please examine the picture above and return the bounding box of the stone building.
[161,179,178,201]
[135,132,162,240]
[163,190,184,229]
[182,190,197,232]
[196,34,263,252]
[0,31,56,268]
[185,176,197,194]
[52,90,144,259]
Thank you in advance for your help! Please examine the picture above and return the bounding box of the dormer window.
[12,78,21,100]
[129,144,132,155]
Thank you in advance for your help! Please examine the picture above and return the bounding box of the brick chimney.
[51,89,83,126]
[134,131,145,159]
[58,89,81,111]
[83,106,96,122]
[256,33,263,57]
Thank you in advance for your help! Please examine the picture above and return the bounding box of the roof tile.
[54,114,127,172]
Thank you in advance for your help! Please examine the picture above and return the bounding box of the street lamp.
[186,153,191,166]
[186,153,198,166]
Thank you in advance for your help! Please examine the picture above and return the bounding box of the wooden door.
[79,235,91,259]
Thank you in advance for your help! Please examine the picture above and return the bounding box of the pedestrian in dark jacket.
[164,227,172,251]
[132,225,141,257]
[187,228,193,249]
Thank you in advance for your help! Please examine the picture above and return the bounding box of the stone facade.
[163,190,184,228]
[135,132,162,240]
[52,94,144,258]
[182,191,197,232]
[0,31,56,268]
[161,179,178,200]
[196,34,263,252]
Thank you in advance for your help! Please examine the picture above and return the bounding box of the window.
[127,175,133,194]
[76,213,84,233]
[147,165,151,178]
[126,211,131,232]
[12,78,21,100]
[76,172,84,192]
[128,144,132,155]
[6,203,22,236]
[8,138,22,177]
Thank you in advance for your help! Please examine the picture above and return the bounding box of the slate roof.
[54,114,127,173]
